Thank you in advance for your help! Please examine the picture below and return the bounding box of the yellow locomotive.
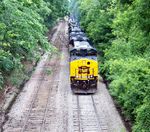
[69,41,98,93]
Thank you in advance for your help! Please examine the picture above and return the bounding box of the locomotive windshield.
[87,49,97,56]
[70,49,97,57]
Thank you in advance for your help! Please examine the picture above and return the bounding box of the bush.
[133,98,150,132]
[104,57,150,121]
[0,50,14,73]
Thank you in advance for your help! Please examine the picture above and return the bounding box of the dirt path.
[2,21,127,132]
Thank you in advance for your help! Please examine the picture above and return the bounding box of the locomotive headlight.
[87,62,90,65]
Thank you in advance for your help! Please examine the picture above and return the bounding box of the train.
[68,16,99,94]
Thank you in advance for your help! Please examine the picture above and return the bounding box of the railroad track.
[20,59,59,132]
[20,74,46,132]
[19,24,65,131]
[73,95,108,132]
[19,22,67,132]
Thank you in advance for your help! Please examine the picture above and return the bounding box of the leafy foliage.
[79,0,114,51]
[76,0,150,131]
[44,0,68,27]
[0,0,68,88]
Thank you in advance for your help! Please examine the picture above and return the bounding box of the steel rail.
[91,95,104,131]
[40,71,59,132]
[76,95,83,132]
[21,72,46,132]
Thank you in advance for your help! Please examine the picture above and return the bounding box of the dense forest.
[0,0,68,89]
[71,0,150,131]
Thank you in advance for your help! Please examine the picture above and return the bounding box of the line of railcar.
[68,17,99,94]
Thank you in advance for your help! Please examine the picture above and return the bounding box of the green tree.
[0,0,68,89]
[76,0,150,131]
